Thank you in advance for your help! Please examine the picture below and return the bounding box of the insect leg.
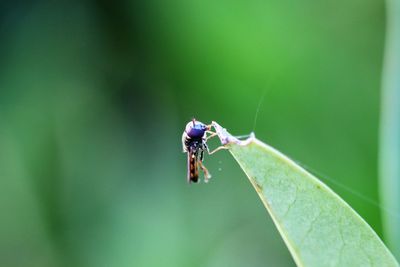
[205,131,218,141]
[198,160,212,182]
[208,145,229,155]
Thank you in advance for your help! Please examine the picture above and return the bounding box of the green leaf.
[212,122,399,267]
[379,0,400,258]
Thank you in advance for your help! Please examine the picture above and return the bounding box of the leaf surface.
[212,122,398,267]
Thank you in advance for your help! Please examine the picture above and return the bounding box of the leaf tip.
[211,121,256,147]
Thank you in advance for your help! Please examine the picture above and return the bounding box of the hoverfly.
[182,119,217,183]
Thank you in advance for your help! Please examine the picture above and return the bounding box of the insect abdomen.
[188,152,199,183]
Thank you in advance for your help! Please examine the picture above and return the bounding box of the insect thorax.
[184,135,205,151]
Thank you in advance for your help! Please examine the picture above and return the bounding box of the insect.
[182,119,217,183]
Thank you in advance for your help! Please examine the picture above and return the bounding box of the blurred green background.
[0,0,389,266]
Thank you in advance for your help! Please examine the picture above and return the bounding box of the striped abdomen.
[187,151,199,183]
